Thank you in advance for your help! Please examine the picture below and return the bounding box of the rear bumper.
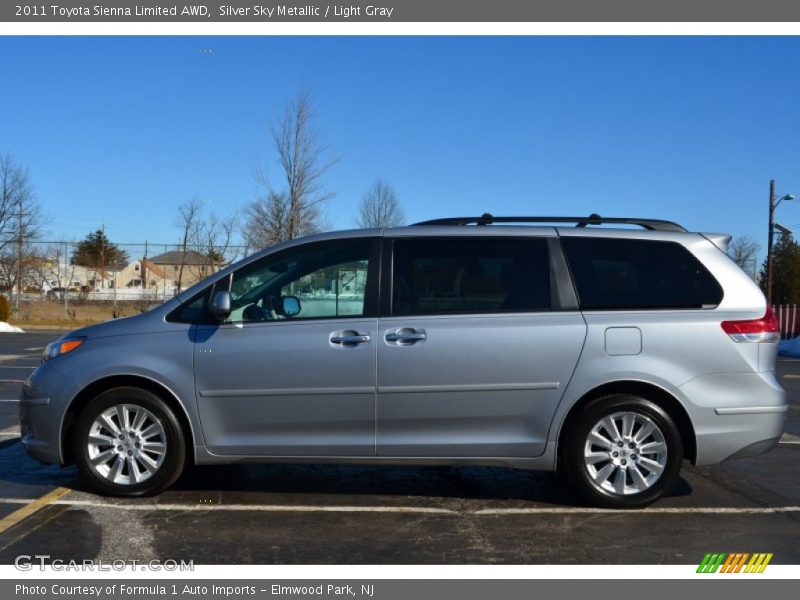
[695,410,785,464]
[678,371,787,465]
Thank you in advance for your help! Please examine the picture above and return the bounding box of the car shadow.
[0,438,692,506]
[169,461,693,506]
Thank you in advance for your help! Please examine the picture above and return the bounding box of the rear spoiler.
[701,233,732,253]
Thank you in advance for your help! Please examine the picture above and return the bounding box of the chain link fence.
[0,240,250,322]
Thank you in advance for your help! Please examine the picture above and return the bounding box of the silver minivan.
[20,215,787,508]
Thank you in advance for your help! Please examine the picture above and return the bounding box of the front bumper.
[19,361,80,465]
[678,371,787,465]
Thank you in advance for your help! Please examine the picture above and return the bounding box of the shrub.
[0,294,11,322]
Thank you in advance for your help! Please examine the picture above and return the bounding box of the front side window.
[226,239,374,323]
[168,286,213,323]
[561,237,723,310]
[391,237,552,316]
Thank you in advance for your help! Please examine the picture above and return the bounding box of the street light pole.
[766,179,796,305]
[767,179,776,305]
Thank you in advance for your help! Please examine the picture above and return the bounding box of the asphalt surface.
[0,329,799,564]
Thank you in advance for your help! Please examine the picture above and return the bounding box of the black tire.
[72,387,187,497]
[562,394,683,509]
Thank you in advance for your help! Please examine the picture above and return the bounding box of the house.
[116,259,171,296]
[30,259,115,293]
[147,249,222,290]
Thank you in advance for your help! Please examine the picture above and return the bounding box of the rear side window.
[391,238,552,316]
[562,237,723,310]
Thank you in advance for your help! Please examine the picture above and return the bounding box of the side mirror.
[210,290,231,321]
[282,295,301,317]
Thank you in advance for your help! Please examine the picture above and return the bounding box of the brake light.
[721,307,780,343]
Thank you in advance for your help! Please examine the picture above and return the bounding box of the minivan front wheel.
[73,387,187,496]
[563,395,683,508]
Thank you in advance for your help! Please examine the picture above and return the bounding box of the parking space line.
[0,426,20,439]
[0,499,456,514]
[0,502,71,556]
[473,506,800,515]
[780,433,800,446]
[0,498,796,515]
[0,379,25,383]
[0,488,71,535]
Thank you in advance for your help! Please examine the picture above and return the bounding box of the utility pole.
[767,179,776,305]
[99,224,106,294]
[15,198,23,317]
[142,240,148,297]
[163,244,167,301]
[112,254,118,317]
[63,241,69,318]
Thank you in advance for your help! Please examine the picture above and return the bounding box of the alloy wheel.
[86,403,167,485]
[583,411,668,496]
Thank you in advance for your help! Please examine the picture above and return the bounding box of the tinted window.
[227,239,373,322]
[391,238,551,316]
[562,237,723,310]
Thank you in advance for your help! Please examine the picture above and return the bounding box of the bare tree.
[356,178,404,228]
[175,198,203,293]
[0,241,37,292]
[244,91,336,249]
[0,154,31,250]
[198,212,237,263]
[0,154,45,309]
[0,154,43,253]
[37,242,77,297]
[174,199,238,289]
[729,236,760,277]
[244,189,289,249]
[186,210,238,281]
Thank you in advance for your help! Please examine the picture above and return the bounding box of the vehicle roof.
[388,224,703,241]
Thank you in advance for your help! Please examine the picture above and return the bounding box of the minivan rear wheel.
[73,387,187,497]
[562,394,683,508]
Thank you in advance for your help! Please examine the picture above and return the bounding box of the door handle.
[330,332,371,346]
[385,328,427,344]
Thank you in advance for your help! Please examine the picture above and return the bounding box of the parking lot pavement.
[0,330,60,431]
[0,331,798,564]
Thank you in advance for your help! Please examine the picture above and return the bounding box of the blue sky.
[1,36,799,259]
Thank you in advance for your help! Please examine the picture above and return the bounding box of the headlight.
[42,337,86,363]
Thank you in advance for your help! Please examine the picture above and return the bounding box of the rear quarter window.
[562,237,723,310]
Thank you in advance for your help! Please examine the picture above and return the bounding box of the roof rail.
[412,213,687,232]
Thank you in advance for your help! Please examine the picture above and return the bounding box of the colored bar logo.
[697,552,773,573]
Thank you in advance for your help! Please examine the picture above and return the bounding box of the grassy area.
[9,300,144,329]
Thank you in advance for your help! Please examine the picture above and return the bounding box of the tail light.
[721,307,780,343]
